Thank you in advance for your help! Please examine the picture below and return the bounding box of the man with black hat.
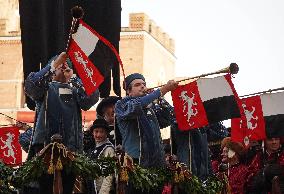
[96,96,122,146]
[24,52,100,194]
[83,96,122,152]
[115,73,178,193]
[86,118,115,194]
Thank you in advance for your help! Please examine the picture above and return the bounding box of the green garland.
[12,157,46,188]
[9,140,119,189]
[128,166,170,191]
[0,162,14,194]
[66,154,116,179]
[12,154,223,193]
[127,164,223,193]
[10,141,223,193]
[203,175,224,194]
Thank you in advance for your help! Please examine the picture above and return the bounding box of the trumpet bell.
[71,6,84,19]
[217,63,239,75]
[229,63,239,74]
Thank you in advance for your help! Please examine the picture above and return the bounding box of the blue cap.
[123,73,145,90]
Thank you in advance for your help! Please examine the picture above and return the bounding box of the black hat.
[90,119,110,133]
[123,73,145,90]
[96,96,121,117]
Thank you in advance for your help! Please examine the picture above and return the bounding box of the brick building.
[120,13,175,89]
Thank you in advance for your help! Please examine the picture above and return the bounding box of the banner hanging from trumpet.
[231,91,284,144]
[171,74,241,130]
[68,20,105,95]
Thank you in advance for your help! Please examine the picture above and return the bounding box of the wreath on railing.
[11,135,223,194]
[0,161,14,194]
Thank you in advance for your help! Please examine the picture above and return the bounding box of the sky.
[121,0,284,96]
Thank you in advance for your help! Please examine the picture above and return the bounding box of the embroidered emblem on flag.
[172,74,241,130]
[171,81,208,130]
[231,96,266,144]
[0,126,22,166]
[68,39,104,95]
[68,19,126,96]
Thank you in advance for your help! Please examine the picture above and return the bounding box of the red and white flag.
[0,126,22,166]
[231,96,266,144]
[232,91,284,144]
[171,74,241,130]
[68,20,105,96]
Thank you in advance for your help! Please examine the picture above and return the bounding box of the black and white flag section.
[20,1,122,109]
[231,91,284,144]
[68,19,125,96]
[171,74,241,130]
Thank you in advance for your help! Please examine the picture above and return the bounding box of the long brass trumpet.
[149,63,239,89]
[240,86,284,98]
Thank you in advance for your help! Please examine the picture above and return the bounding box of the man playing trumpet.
[115,73,178,194]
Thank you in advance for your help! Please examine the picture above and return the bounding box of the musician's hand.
[64,68,73,81]
[53,52,68,69]
[160,80,178,96]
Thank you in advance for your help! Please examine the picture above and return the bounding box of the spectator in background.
[216,137,248,194]
[247,137,284,194]
[85,119,115,194]
[96,96,122,146]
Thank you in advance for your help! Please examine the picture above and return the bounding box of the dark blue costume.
[172,121,228,180]
[24,57,100,194]
[115,89,171,168]
[25,58,100,153]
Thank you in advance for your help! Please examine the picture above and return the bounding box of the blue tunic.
[25,60,99,153]
[115,90,170,168]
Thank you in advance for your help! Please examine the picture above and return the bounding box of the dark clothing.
[24,57,99,194]
[85,140,115,194]
[173,127,211,180]
[125,182,162,194]
[115,90,171,193]
[172,122,228,180]
[83,130,96,153]
[115,89,169,168]
[25,60,99,153]
[247,148,284,194]
[38,170,76,194]
[88,141,114,160]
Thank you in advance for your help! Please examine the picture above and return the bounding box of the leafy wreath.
[10,141,223,194]
[0,161,14,194]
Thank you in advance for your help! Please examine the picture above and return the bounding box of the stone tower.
[0,0,22,126]
[120,13,176,90]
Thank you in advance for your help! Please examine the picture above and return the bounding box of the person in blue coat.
[24,52,100,194]
[115,73,178,194]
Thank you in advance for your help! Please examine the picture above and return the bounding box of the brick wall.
[128,13,175,54]
[0,38,24,108]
